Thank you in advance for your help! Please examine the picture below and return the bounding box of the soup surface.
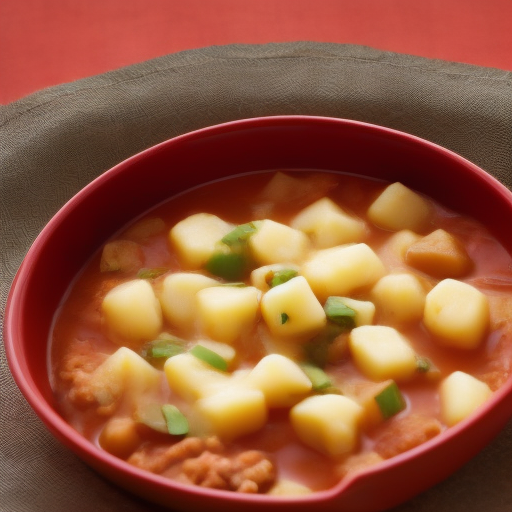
[50,171,512,495]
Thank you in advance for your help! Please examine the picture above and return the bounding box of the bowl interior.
[6,116,512,512]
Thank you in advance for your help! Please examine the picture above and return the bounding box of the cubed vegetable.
[332,297,375,327]
[367,182,431,232]
[260,276,326,339]
[405,229,473,278]
[301,244,386,301]
[423,279,489,349]
[169,213,234,268]
[196,285,261,343]
[291,197,367,248]
[248,219,310,265]
[348,325,418,381]
[100,240,144,273]
[98,417,141,458]
[290,394,363,457]
[102,279,163,342]
[371,273,426,323]
[195,388,267,440]
[91,347,161,408]
[159,272,218,331]
[164,352,230,401]
[245,354,313,407]
[440,371,492,426]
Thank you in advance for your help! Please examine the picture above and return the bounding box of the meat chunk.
[373,414,443,459]
[128,437,276,493]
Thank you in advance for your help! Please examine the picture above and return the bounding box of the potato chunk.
[102,279,163,342]
[291,197,367,248]
[160,273,218,330]
[196,286,261,343]
[248,219,310,265]
[195,388,267,440]
[99,417,141,459]
[91,347,161,408]
[349,326,418,381]
[371,273,426,323]
[164,353,230,401]
[367,182,431,232]
[301,244,386,301]
[169,213,233,268]
[260,276,326,339]
[290,394,363,457]
[100,240,144,273]
[423,279,489,349]
[405,229,473,278]
[440,371,492,426]
[245,354,313,407]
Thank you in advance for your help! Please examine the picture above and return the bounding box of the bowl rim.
[5,114,512,507]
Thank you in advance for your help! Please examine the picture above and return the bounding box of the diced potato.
[195,388,267,440]
[193,340,237,367]
[290,394,363,457]
[164,352,230,401]
[405,229,473,278]
[159,273,218,330]
[440,371,492,426]
[423,279,489,349]
[301,244,386,301]
[371,273,426,323]
[367,182,431,232]
[91,347,161,408]
[260,276,326,339]
[250,263,300,291]
[102,279,163,342]
[245,354,312,407]
[169,213,234,268]
[100,240,144,273]
[348,326,418,381]
[377,230,421,268]
[269,480,313,496]
[196,286,261,343]
[99,417,141,458]
[248,219,311,265]
[335,297,375,327]
[291,197,367,248]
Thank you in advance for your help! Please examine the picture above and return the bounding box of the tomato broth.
[49,170,512,495]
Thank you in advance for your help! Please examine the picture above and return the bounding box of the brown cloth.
[1,43,511,512]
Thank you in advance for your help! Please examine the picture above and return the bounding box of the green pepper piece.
[324,297,356,330]
[301,363,332,391]
[374,381,406,419]
[265,269,298,288]
[190,344,228,372]
[161,404,189,436]
[205,252,248,281]
[141,337,186,361]
[221,222,260,247]
[137,267,168,280]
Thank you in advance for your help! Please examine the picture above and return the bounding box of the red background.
[1,0,512,105]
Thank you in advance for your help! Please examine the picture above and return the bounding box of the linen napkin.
[1,42,511,512]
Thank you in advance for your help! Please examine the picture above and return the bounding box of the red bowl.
[5,115,512,512]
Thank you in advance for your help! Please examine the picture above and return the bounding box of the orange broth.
[49,170,512,493]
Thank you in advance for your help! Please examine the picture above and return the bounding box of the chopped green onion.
[190,344,228,372]
[141,338,186,360]
[161,404,189,436]
[137,267,168,279]
[324,297,356,330]
[301,363,332,391]
[281,312,289,324]
[222,222,260,247]
[416,356,432,373]
[374,381,406,420]
[265,269,298,288]
[205,252,248,281]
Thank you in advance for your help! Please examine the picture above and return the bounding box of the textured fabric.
[1,42,511,512]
